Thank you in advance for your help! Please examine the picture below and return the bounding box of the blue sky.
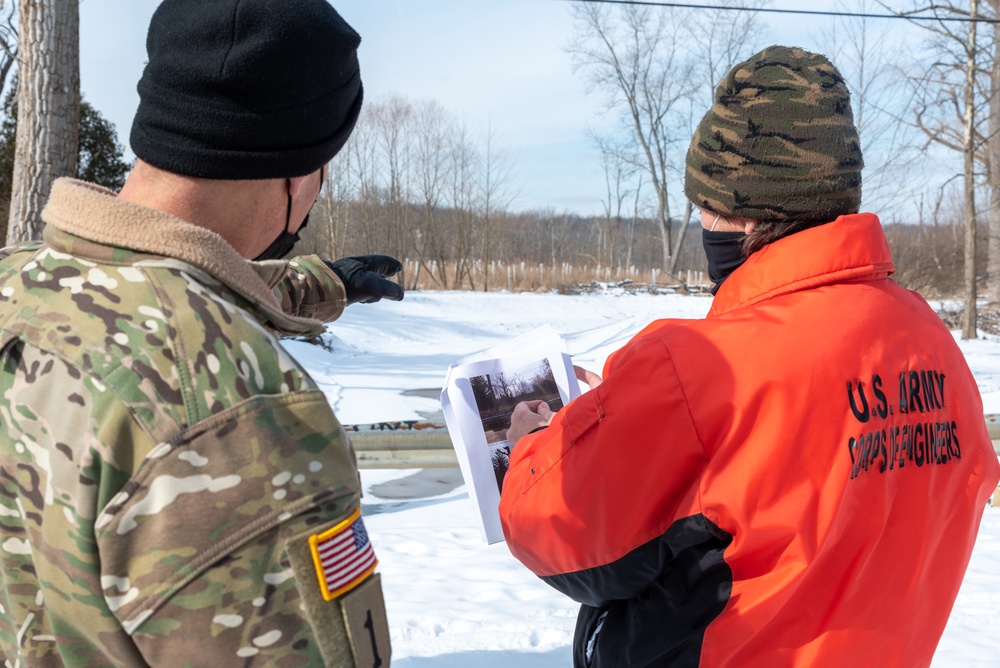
[80,1,910,217]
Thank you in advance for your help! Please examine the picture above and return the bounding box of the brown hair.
[741,219,831,257]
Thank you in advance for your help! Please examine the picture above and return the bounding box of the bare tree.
[477,120,515,291]
[672,1,770,275]
[901,0,989,338]
[318,143,356,261]
[0,0,15,245]
[568,2,696,274]
[412,99,452,288]
[982,0,1000,303]
[687,0,770,93]
[0,0,17,97]
[595,134,637,268]
[372,96,412,263]
[569,1,768,275]
[964,0,983,338]
[448,121,479,290]
[823,0,924,217]
[346,101,385,255]
[6,0,78,244]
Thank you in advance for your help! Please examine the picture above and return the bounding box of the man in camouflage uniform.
[0,1,399,666]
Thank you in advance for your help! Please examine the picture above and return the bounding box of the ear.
[744,220,757,234]
[287,174,311,197]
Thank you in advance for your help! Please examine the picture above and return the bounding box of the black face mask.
[702,229,746,294]
[253,170,323,261]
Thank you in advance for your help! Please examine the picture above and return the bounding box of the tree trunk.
[657,191,671,272]
[6,0,79,244]
[669,200,694,277]
[989,8,1000,304]
[961,0,979,340]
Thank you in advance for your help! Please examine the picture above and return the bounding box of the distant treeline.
[291,97,974,298]
[301,195,973,298]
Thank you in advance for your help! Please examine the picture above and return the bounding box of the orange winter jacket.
[499,213,1000,668]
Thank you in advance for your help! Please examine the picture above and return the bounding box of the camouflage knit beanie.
[131,0,363,180]
[684,45,863,222]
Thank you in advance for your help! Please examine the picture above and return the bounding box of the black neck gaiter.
[702,229,746,294]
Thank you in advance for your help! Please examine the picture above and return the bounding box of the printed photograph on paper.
[468,358,564,493]
[440,325,581,543]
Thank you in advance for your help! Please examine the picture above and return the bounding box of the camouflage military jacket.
[0,179,372,666]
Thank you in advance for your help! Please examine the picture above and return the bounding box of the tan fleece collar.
[40,177,321,336]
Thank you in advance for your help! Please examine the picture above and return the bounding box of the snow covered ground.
[283,289,1000,667]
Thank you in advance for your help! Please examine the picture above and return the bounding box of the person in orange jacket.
[498,45,1000,668]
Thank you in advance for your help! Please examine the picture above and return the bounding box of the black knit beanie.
[685,45,863,222]
[130,0,363,180]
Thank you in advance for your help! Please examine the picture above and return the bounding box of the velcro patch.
[310,508,378,600]
[340,573,391,668]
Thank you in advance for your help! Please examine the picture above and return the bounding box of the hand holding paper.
[507,400,555,445]
[440,326,581,543]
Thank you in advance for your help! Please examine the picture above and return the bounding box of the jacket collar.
[40,177,323,336]
[709,213,895,317]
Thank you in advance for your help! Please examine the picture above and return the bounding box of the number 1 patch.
[340,573,391,668]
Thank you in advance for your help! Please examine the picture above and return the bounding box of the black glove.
[325,254,405,306]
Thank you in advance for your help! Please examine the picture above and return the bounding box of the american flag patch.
[309,508,378,601]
